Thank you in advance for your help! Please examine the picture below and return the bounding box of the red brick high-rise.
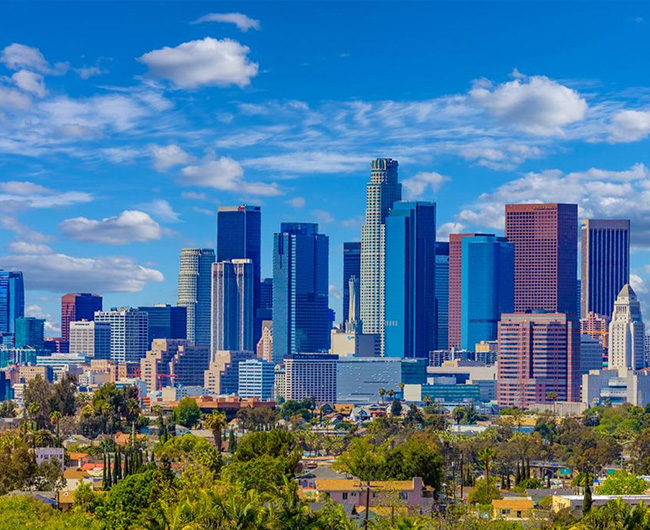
[497,312,581,407]
[61,293,103,342]
[505,203,578,315]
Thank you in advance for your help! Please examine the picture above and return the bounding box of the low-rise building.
[492,498,534,520]
[315,477,430,508]
[552,494,650,515]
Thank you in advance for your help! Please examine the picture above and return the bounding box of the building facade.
[61,293,102,343]
[137,305,187,346]
[360,158,401,342]
[211,259,254,354]
[284,354,337,403]
[94,308,149,364]
[448,234,490,349]
[384,201,436,358]
[238,359,275,400]
[460,235,514,350]
[203,350,255,395]
[609,284,645,370]
[581,219,630,319]
[435,242,450,351]
[177,248,215,347]
[505,203,578,316]
[0,270,24,335]
[217,205,262,341]
[581,311,610,367]
[497,312,580,407]
[273,223,329,360]
[342,242,361,324]
[69,320,111,359]
[14,317,44,349]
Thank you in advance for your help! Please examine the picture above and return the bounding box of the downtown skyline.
[3,3,650,334]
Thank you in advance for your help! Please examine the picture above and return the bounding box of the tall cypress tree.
[106,454,112,488]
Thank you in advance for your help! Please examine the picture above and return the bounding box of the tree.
[172,397,202,428]
[390,399,403,417]
[24,376,52,429]
[204,411,227,451]
[97,469,155,530]
[597,471,648,495]
[378,388,386,404]
[468,477,502,505]
[0,401,17,418]
[49,411,62,447]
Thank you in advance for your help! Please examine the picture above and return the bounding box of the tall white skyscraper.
[177,248,215,347]
[608,284,645,370]
[211,259,254,355]
[94,308,148,364]
[360,158,401,351]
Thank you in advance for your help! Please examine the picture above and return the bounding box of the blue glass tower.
[435,242,450,350]
[217,206,262,341]
[0,270,25,335]
[272,223,329,361]
[384,202,436,358]
[460,235,514,350]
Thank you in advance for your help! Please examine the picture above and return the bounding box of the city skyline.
[3,3,650,333]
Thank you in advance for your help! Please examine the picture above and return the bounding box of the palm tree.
[480,447,496,489]
[547,391,559,415]
[378,387,386,404]
[423,395,432,407]
[387,389,395,401]
[204,411,227,452]
[50,411,62,447]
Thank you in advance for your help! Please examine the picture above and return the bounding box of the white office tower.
[94,308,148,364]
[608,284,646,370]
[346,276,361,333]
[360,158,401,352]
[178,248,215,347]
[69,320,111,359]
[211,259,254,355]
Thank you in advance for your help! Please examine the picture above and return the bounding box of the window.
[342,492,348,500]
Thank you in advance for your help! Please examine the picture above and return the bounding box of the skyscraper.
[505,203,578,315]
[384,201,436,358]
[61,293,102,343]
[343,242,361,324]
[14,317,45,349]
[608,284,645,370]
[273,223,329,361]
[360,158,401,342]
[460,235,514,350]
[0,270,24,335]
[435,242,450,351]
[581,219,630,319]
[448,233,489,349]
[497,312,580,407]
[137,305,187,346]
[258,278,273,321]
[94,307,149,364]
[177,248,215,347]
[69,320,111,359]
[211,259,254,354]
[217,206,262,340]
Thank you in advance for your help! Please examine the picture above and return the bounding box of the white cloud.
[0,181,93,209]
[243,151,368,173]
[7,241,52,254]
[0,43,68,75]
[181,155,281,196]
[75,66,106,80]
[181,191,208,201]
[25,303,60,335]
[312,209,334,224]
[138,37,258,89]
[631,273,648,294]
[402,171,450,199]
[454,163,650,247]
[437,222,466,241]
[151,144,191,171]
[137,199,180,222]
[608,110,650,143]
[192,12,261,32]
[0,85,33,110]
[286,197,305,208]
[469,74,588,136]
[1,247,164,293]
[12,70,47,97]
[60,210,164,244]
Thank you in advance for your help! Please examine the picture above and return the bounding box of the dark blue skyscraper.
[0,270,24,335]
[460,235,514,350]
[384,202,436,358]
[272,223,329,361]
[581,219,630,319]
[342,242,361,324]
[138,305,187,347]
[435,242,450,350]
[258,278,273,321]
[217,205,262,340]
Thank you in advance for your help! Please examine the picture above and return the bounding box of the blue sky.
[2,2,650,334]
